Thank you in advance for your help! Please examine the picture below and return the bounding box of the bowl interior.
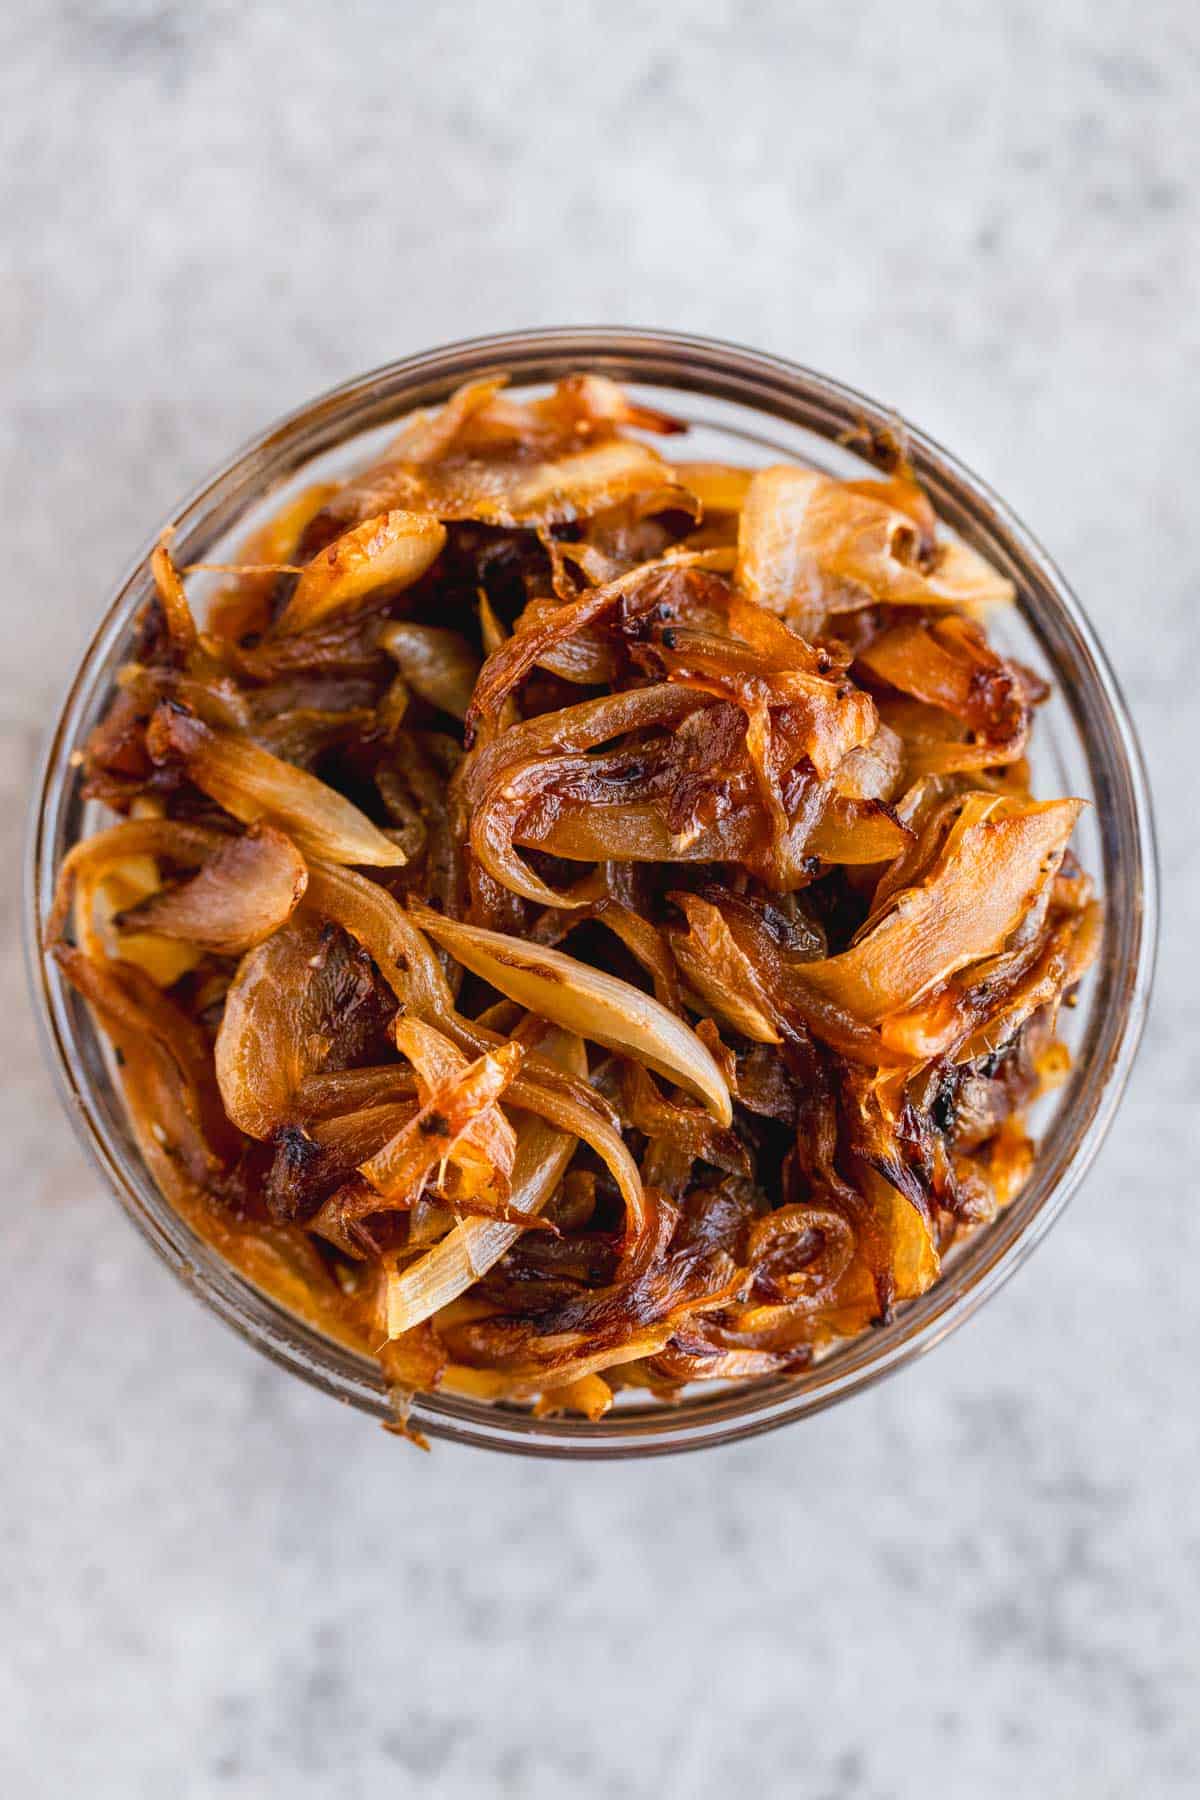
[27,330,1156,1456]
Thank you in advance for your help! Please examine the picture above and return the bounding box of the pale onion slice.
[115,823,307,955]
[274,510,447,635]
[800,796,1083,1021]
[384,1024,586,1337]
[379,623,481,721]
[409,903,734,1126]
[147,705,405,867]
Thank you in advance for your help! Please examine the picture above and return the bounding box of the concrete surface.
[1,3,1195,1795]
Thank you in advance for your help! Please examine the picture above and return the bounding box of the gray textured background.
[2,3,1194,1795]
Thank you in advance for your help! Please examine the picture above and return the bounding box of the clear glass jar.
[24,328,1158,1457]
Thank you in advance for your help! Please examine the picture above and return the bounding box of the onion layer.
[409,902,734,1127]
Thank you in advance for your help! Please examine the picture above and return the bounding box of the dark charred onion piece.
[302,859,454,1018]
[463,683,719,905]
[53,367,1097,1427]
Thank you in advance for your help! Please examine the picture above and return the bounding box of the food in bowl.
[46,372,1099,1435]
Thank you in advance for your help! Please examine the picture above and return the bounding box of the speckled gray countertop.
[1,4,1195,1795]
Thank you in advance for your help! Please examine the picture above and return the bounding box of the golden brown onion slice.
[150,535,198,657]
[800,795,1083,1021]
[858,615,1028,773]
[204,481,341,643]
[737,465,1014,637]
[409,902,734,1126]
[831,724,904,802]
[146,704,405,867]
[532,373,686,438]
[673,462,754,516]
[806,796,912,865]
[54,943,235,1168]
[379,623,481,721]
[392,1016,518,1209]
[214,914,388,1139]
[371,439,693,532]
[735,466,827,637]
[357,1040,523,1207]
[274,510,446,635]
[384,1024,586,1338]
[385,376,511,465]
[116,823,307,956]
[46,816,222,956]
[666,894,782,1045]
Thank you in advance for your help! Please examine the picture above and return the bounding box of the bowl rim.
[24,325,1159,1458]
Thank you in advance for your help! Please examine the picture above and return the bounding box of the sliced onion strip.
[146,704,405,867]
[409,902,733,1127]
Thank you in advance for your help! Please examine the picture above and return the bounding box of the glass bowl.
[25,328,1157,1457]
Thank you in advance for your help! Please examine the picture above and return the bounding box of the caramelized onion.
[214,914,392,1138]
[116,823,307,955]
[146,703,405,867]
[667,894,782,1044]
[408,903,734,1126]
[800,796,1082,1021]
[54,365,1098,1429]
[379,622,480,720]
[737,464,1014,637]
[275,510,446,635]
[302,859,453,1016]
[384,1025,586,1336]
